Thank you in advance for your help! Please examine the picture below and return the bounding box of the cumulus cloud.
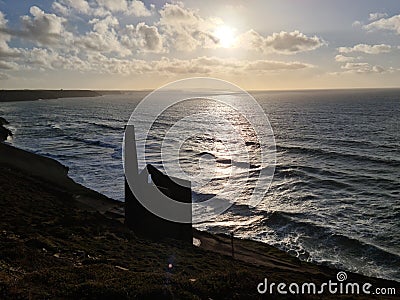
[0,11,7,28]
[52,0,108,16]
[61,0,91,14]
[369,12,388,21]
[158,2,221,51]
[0,2,319,80]
[127,0,152,17]
[52,2,70,16]
[239,30,325,54]
[96,0,151,17]
[0,60,17,70]
[363,14,400,34]
[121,22,164,53]
[52,0,150,17]
[77,16,164,55]
[2,4,158,58]
[19,6,67,45]
[338,44,392,54]
[0,11,22,58]
[76,15,130,56]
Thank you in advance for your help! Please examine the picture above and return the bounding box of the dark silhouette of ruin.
[124,125,192,243]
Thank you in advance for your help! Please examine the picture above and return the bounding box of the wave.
[85,121,124,132]
[274,167,352,190]
[256,210,400,279]
[276,144,400,168]
[293,135,400,151]
[69,136,118,150]
[111,147,122,159]
[32,150,75,161]
[274,164,399,191]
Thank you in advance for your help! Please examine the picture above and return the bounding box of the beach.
[0,140,399,299]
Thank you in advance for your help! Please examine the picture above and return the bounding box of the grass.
[1,163,398,299]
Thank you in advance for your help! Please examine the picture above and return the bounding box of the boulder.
[0,125,12,142]
[0,117,9,125]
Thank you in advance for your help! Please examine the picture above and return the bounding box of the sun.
[214,25,236,48]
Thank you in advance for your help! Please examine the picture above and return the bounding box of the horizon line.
[2,87,400,93]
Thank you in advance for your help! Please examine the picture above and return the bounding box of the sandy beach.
[0,139,399,299]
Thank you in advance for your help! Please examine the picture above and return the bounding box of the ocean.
[1,89,399,282]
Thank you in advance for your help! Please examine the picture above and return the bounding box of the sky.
[0,0,399,90]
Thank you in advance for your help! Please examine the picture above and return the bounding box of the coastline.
[0,90,101,102]
[1,141,399,298]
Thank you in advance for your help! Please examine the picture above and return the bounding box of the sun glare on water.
[214,25,236,48]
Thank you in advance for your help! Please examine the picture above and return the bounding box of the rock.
[0,117,9,125]
[0,125,12,142]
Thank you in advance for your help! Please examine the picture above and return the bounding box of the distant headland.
[0,90,103,102]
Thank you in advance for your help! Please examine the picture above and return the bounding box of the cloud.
[52,2,70,16]
[0,41,18,58]
[0,11,22,58]
[16,47,91,72]
[19,6,67,45]
[0,72,9,80]
[96,0,127,12]
[157,2,221,51]
[0,10,7,28]
[12,46,313,76]
[335,54,360,62]
[363,14,400,34]
[239,30,325,54]
[78,16,164,55]
[369,12,388,21]
[352,21,362,27]
[52,0,150,17]
[2,4,159,57]
[341,62,386,74]
[89,15,118,34]
[0,60,17,69]
[151,57,312,75]
[52,0,108,17]
[121,22,164,53]
[127,0,152,17]
[338,44,392,54]
[165,57,311,74]
[96,0,151,17]
[60,0,91,15]
[244,60,312,71]
[0,3,318,81]
[76,15,131,56]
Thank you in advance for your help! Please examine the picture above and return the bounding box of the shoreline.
[1,141,399,298]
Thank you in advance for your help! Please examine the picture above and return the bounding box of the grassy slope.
[0,143,398,299]
[0,165,276,299]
